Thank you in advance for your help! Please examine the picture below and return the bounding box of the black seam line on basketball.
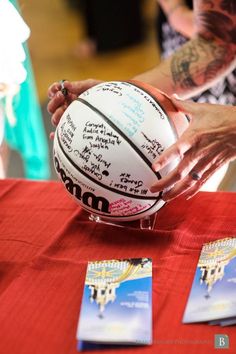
[126,81,189,138]
[77,97,161,179]
[80,197,163,219]
[56,130,161,201]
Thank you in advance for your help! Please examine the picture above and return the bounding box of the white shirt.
[0,0,30,85]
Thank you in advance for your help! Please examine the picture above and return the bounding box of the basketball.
[53,81,189,221]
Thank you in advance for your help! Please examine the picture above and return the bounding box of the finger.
[167,149,231,201]
[49,132,55,140]
[188,148,236,199]
[188,147,230,183]
[171,96,203,116]
[47,82,61,98]
[150,145,199,194]
[152,123,224,181]
[47,91,66,114]
[152,97,211,172]
[65,79,102,95]
[47,80,78,98]
[150,161,191,193]
[150,139,222,194]
[185,164,224,200]
[152,132,194,172]
[152,139,191,172]
[162,174,198,201]
[51,106,67,126]
[185,154,235,200]
[160,154,216,201]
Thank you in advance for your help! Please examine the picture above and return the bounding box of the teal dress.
[3,0,50,180]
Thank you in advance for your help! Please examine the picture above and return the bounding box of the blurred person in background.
[66,0,145,58]
[0,0,29,177]
[47,0,236,199]
[0,0,50,179]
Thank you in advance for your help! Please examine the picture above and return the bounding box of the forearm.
[134,35,236,99]
[135,0,236,99]
[158,0,195,38]
[158,0,185,16]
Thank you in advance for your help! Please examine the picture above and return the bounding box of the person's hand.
[47,79,102,138]
[150,97,236,201]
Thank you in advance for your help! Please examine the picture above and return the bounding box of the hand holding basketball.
[47,79,102,137]
[151,98,236,201]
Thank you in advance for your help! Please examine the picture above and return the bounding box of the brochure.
[77,257,152,350]
[183,237,236,325]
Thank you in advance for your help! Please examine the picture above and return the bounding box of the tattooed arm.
[134,0,236,99]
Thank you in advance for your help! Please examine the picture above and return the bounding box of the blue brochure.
[183,237,236,324]
[77,258,152,350]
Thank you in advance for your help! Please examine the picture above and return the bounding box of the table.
[0,179,236,354]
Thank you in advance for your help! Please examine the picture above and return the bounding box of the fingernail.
[56,91,63,98]
[161,192,168,200]
[172,93,182,100]
[50,132,55,140]
[152,163,161,171]
[150,184,161,193]
[52,118,57,126]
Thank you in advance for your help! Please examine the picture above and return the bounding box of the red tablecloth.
[0,179,236,354]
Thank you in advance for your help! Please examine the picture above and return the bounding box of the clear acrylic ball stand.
[89,212,157,230]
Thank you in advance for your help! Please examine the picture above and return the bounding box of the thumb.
[171,95,199,116]
[65,79,102,95]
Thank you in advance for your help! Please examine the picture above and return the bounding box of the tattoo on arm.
[170,0,236,90]
[170,37,234,90]
[199,11,236,44]
[220,0,236,15]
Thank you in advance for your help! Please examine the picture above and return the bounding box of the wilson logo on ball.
[54,156,110,214]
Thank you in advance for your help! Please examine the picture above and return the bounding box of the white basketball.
[53,81,189,221]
